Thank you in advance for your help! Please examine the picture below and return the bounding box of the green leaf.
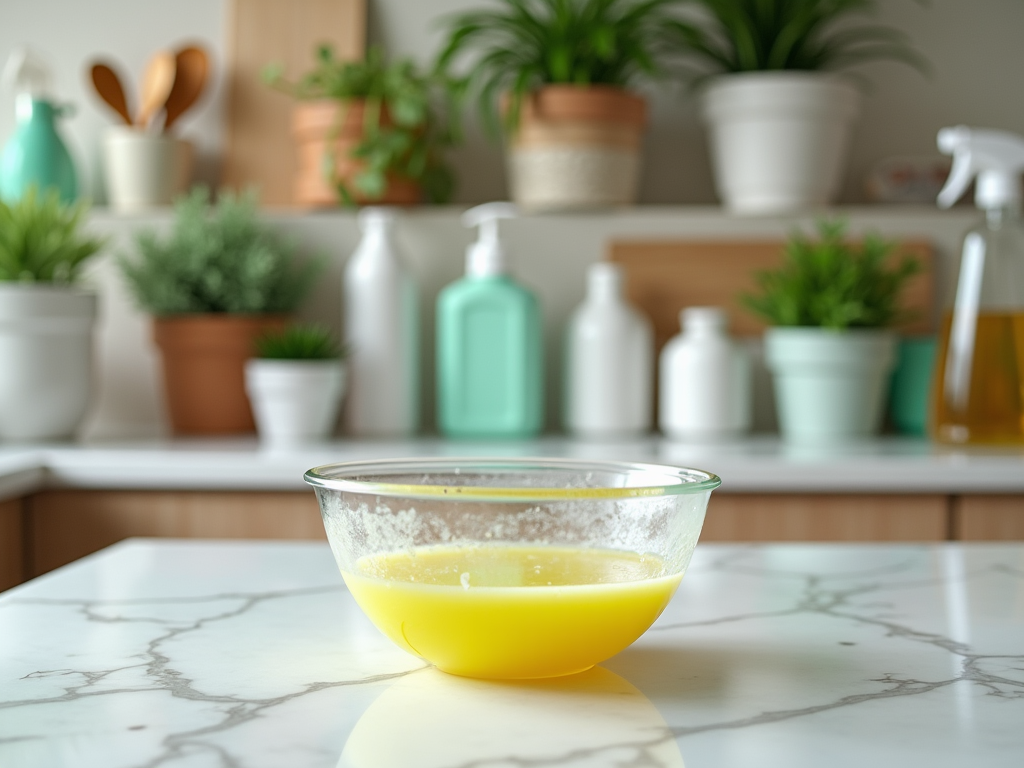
[118,187,323,315]
[265,42,458,205]
[256,323,344,360]
[740,218,921,330]
[0,186,105,284]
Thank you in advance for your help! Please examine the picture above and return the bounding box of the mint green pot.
[0,97,77,203]
[765,327,897,443]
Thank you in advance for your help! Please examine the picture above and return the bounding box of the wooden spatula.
[163,46,209,132]
[137,50,176,129]
[89,62,132,126]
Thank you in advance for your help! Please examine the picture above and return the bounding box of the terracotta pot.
[153,315,288,435]
[292,99,422,207]
[507,85,647,210]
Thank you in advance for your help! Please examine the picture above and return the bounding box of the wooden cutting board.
[608,239,935,352]
[224,0,365,206]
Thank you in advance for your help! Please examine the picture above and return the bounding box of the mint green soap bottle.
[437,203,543,438]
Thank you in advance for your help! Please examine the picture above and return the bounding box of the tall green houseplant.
[666,0,929,212]
[435,0,683,209]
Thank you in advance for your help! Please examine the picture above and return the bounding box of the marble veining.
[1,540,1022,767]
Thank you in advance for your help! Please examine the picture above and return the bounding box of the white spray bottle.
[342,207,420,436]
[933,126,1024,445]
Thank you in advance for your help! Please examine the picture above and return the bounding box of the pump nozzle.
[936,125,1024,210]
[462,202,517,277]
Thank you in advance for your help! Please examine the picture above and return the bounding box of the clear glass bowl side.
[314,486,712,579]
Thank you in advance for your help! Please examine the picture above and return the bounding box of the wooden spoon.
[163,46,209,132]
[137,50,176,129]
[89,62,132,126]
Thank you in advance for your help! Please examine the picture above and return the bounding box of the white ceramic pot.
[245,359,346,445]
[103,126,193,212]
[0,285,96,441]
[700,72,861,214]
[765,327,896,443]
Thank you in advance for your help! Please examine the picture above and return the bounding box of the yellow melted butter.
[342,545,681,679]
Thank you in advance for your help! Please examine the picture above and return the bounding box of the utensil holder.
[103,126,192,211]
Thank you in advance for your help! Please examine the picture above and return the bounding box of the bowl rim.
[303,457,722,501]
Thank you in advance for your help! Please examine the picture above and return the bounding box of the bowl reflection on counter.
[337,666,685,768]
[305,458,720,679]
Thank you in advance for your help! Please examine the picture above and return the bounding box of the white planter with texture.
[0,284,96,441]
[765,327,896,443]
[245,359,346,445]
[700,72,861,214]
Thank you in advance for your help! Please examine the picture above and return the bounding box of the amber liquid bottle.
[931,206,1024,444]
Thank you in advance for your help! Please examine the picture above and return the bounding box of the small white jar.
[245,359,346,445]
[659,307,752,440]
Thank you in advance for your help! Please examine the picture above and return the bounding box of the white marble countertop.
[1,540,1021,767]
[2,436,1024,500]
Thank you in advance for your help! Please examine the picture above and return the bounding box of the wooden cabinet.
[0,498,24,591]
[703,494,951,542]
[2,490,1020,589]
[953,495,1024,540]
[26,490,324,578]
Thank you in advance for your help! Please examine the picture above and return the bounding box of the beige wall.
[2,0,1023,205]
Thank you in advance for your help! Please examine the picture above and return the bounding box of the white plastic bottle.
[342,207,419,436]
[659,307,751,440]
[564,262,653,437]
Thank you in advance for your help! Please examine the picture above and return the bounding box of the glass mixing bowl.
[304,458,720,679]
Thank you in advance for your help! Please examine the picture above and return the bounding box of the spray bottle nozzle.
[462,202,517,278]
[2,47,53,98]
[936,125,1024,210]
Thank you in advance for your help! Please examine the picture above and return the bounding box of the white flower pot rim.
[700,71,860,118]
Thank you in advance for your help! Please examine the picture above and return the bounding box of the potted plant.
[245,323,347,445]
[118,188,320,435]
[743,220,919,442]
[436,0,681,210]
[0,187,104,440]
[667,0,927,213]
[264,45,456,207]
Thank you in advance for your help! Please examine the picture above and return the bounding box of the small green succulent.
[742,219,920,330]
[0,187,105,283]
[255,323,344,360]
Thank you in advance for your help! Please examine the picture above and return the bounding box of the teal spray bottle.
[0,47,77,203]
[436,203,543,438]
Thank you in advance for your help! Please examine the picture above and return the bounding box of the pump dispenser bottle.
[343,207,420,436]
[436,202,543,437]
[564,262,653,437]
[932,126,1024,445]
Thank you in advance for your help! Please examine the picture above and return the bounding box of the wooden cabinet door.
[702,494,950,542]
[0,498,24,591]
[953,496,1024,540]
[28,490,324,577]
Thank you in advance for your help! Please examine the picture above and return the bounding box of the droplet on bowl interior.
[460,572,471,590]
